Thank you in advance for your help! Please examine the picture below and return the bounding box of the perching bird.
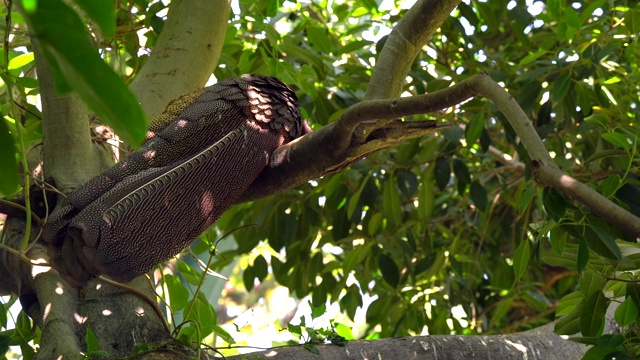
[42,74,309,286]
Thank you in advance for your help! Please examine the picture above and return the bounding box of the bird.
[42,74,309,286]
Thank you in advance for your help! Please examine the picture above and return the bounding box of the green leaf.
[514,65,555,82]
[22,0,147,146]
[580,291,609,337]
[518,49,548,66]
[396,169,418,198]
[518,182,536,214]
[243,265,255,291]
[513,240,530,280]
[8,52,34,70]
[310,301,326,320]
[280,38,326,78]
[579,0,607,25]
[542,187,566,220]
[0,118,20,197]
[343,242,373,274]
[340,286,362,321]
[417,167,434,221]
[304,343,320,354]
[184,294,217,341]
[164,274,189,311]
[600,174,621,198]
[214,325,235,344]
[336,40,372,55]
[551,73,571,102]
[549,225,567,254]
[347,174,369,219]
[452,159,471,188]
[577,238,589,273]
[588,225,622,260]
[414,253,436,276]
[89,350,112,357]
[625,9,640,34]
[614,296,638,327]
[581,346,621,360]
[288,324,302,336]
[0,334,10,357]
[555,302,582,335]
[434,156,450,191]
[596,334,625,349]
[378,254,400,288]
[308,25,332,54]
[556,291,583,316]
[84,326,100,353]
[490,297,514,328]
[382,176,401,227]
[176,260,202,286]
[17,76,39,89]
[334,323,354,341]
[367,212,382,235]
[627,283,640,310]
[464,112,485,146]
[266,0,281,17]
[253,255,268,282]
[72,0,116,36]
[601,132,632,151]
[580,269,607,296]
[470,181,487,211]
[15,311,33,342]
[0,302,6,328]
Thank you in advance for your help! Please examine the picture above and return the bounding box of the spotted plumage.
[42,74,308,285]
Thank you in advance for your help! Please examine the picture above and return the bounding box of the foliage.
[0,0,639,358]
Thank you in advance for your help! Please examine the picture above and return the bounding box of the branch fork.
[243,73,640,238]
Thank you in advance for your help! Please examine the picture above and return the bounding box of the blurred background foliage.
[1,0,639,358]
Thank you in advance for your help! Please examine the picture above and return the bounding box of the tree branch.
[33,45,111,193]
[470,75,640,238]
[239,73,482,202]
[365,0,461,100]
[225,320,609,360]
[130,0,231,118]
[242,73,640,238]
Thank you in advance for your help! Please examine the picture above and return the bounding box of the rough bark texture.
[224,309,620,359]
[225,326,588,360]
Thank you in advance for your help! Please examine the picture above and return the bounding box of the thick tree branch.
[33,45,111,193]
[130,0,231,118]
[240,74,482,202]
[365,0,461,100]
[225,320,612,360]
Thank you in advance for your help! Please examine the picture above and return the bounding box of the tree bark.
[224,323,595,360]
[130,0,231,118]
[366,0,462,100]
